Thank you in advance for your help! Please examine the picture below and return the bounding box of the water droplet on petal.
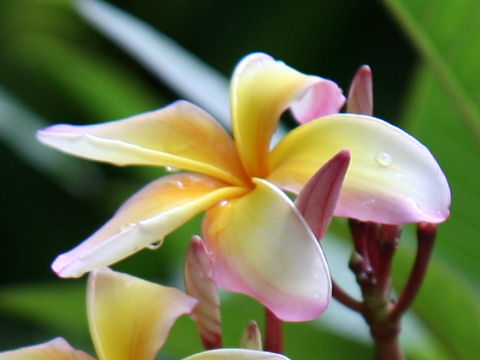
[147,239,164,250]
[218,200,229,207]
[375,152,392,167]
[165,166,180,173]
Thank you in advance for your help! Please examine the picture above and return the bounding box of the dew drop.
[375,152,392,167]
[147,239,164,250]
[165,166,180,173]
[168,179,184,189]
[218,200,229,207]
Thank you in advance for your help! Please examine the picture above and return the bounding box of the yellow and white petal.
[37,101,248,185]
[268,114,451,224]
[184,349,290,360]
[203,178,331,322]
[231,53,325,178]
[88,268,197,360]
[52,173,247,278]
[0,338,95,360]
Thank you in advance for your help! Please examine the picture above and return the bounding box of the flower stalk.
[264,307,283,354]
[390,223,437,320]
[332,280,363,313]
[347,220,404,360]
[330,220,438,360]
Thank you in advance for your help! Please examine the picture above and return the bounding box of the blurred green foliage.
[0,0,478,359]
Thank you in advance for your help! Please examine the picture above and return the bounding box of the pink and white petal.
[52,173,247,278]
[291,80,346,124]
[268,114,450,224]
[203,178,331,322]
[295,150,351,240]
[0,338,95,360]
[88,268,197,360]
[184,349,290,360]
[37,101,248,186]
[231,53,337,178]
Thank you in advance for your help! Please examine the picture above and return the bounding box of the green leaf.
[0,281,88,339]
[382,0,480,138]
[382,1,480,280]
[379,3,480,357]
[399,70,480,359]
[73,0,291,143]
[402,68,480,283]
[381,0,480,279]
[0,87,102,196]
[4,33,161,120]
[75,0,230,126]
[393,233,480,360]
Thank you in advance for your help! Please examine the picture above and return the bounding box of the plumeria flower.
[0,268,290,360]
[37,52,450,321]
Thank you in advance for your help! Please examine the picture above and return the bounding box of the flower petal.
[184,349,290,360]
[295,150,351,240]
[268,114,451,224]
[291,80,346,124]
[203,178,331,322]
[88,268,197,360]
[37,100,248,185]
[0,338,95,360]
[52,173,247,278]
[231,53,341,177]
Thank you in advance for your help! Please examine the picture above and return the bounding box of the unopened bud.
[240,320,263,350]
[347,65,373,115]
[185,235,222,349]
[295,149,350,240]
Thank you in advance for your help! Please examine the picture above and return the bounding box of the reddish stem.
[264,307,283,353]
[344,221,436,360]
[370,320,404,360]
[366,223,380,271]
[375,225,401,298]
[349,220,369,259]
[390,223,436,320]
[332,280,364,313]
[349,220,379,270]
[348,220,405,360]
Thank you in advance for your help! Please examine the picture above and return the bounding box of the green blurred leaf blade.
[382,1,480,358]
